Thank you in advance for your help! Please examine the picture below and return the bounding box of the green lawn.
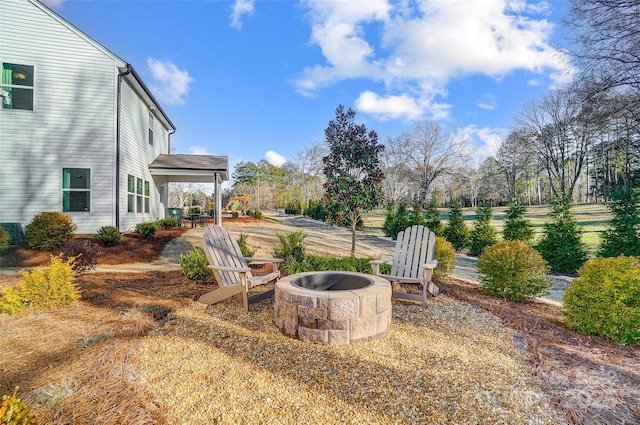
[363,202,612,254]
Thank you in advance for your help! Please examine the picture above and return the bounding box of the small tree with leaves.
[409,198,426,227]
[536,196,588,274]
[444,200,469,251]
[390,201,410,240]
[599,185,640,257]
[469,203,498,256]
[424,195,444,236]
[503,200,534,244]
[323,105,385,256]
[382,202,396,237]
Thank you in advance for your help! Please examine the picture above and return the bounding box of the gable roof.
[30,0,175,131]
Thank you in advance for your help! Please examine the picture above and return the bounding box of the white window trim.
[1,62,36,111]
[61,167,91,213]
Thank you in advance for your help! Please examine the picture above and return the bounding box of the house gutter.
[116,64,133,230]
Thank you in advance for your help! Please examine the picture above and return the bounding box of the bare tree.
[566,0,640,95]
[390,120,469,205]
[168,182,195,209]
[381,136,417,205]
[496,129,536,201]
[515,86,596,199]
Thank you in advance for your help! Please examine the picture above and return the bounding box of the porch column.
[214,173,222,226]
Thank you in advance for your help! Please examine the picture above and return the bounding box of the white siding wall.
[0,0,119,234]
[118,81,171,231]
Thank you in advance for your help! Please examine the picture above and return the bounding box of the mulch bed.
[439,279,640,425]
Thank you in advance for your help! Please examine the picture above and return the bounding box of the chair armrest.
[245,257,285,263]
[421,260,438,270]
[208,265,251,273]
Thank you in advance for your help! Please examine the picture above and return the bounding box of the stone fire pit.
[274,271,392,345]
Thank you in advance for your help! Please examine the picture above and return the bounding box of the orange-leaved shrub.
[477,240,549,302]
[563,256,640,345]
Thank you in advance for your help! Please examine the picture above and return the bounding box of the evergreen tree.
[469,203,498,256]
[382,202,396,237]
[390,201,410,240]
[424,195,444,236]
[444,200,469,251]
[503,200,534,244]
[536,196,588,273]
[599,185,640,257]
[409,198,426,227]
[323,105,385,256]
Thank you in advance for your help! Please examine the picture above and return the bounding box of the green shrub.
[273,230,307,264]
[25,212,76,251]
[444,200,469,251]
[433,236,456,280]
[536,196,588,274]
[563,256,640,344]
[305,200,328,221]
[0,388,36,425]
[179,247,213,283]
[59,239,98,272]
[502,200,534,244]
[134,222,160,240]
[599,186,640,258]
[96,226,121,247]
[285,199,304,215]
[158,217,179,229]
[252,210,264,220]
[477,240,549,302]
[237,233,257,257]
[0,256,79,315]
[231,211,240,219]
[469,203,498,256]
[0,226,9,254]
[281,261,314,275]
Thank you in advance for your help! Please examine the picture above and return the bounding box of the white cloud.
[188,146,209,155]
[265,150,286,167]
[230,0,255,29]
[461,125,507,164]
[476,94,497,111]
[146,58,194,106]
[297,0,574,121]
[355,91,424,121]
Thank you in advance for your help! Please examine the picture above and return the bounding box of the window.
[148,112,154,145]
[1,63,34,110]
[127,174,136,213]
[62,168,90,212]
[144,180,150,213]
[136,178,143,213]
[127,175,151,213]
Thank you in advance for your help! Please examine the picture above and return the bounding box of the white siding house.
[0,0,227,237]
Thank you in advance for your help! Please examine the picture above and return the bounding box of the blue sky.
[45,0,575,175]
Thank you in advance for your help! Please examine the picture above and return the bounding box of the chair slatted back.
[390,225,436,279]
[203,225,252,286]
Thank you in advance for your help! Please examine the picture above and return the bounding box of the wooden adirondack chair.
[198,225,283,311]
[370,225,439,308]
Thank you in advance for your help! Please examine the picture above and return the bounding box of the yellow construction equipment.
[223,195,250,212]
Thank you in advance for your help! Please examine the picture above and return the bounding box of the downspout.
[116,64,132,230]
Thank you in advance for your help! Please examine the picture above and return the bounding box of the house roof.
[149,154,229,182]
[31,0,175,132]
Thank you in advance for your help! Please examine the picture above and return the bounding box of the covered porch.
[149,154,229,226]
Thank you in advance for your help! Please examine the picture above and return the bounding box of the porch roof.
[149,154,229,182]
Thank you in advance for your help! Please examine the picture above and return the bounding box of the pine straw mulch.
[0,228,189,268]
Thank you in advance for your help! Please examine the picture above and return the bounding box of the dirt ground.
[1,216,639,424]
